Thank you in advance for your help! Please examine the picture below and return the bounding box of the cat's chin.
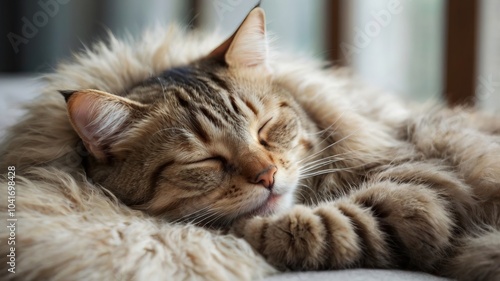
[243,192,294,219]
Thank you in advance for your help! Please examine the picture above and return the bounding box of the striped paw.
[233,205,327,270]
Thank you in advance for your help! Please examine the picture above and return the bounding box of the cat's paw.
[232,205,326,270]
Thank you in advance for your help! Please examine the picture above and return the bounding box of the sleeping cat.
[2,7,500,281]
[55,8,500,280]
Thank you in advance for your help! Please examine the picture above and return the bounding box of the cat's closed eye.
[258,118,273,134]
[195,156,227,165]
[183,156,228,170]
[258,118,273,147]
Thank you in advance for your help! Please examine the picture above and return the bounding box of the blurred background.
[0,0,499,128]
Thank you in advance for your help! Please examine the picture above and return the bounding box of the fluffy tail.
[446,229,500,281]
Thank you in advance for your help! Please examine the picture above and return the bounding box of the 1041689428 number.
[7,166,16,217]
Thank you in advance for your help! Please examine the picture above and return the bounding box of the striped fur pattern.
[1,7,499,281]
[75,61,316,225]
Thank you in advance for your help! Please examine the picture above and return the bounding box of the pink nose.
[252,165,277,190]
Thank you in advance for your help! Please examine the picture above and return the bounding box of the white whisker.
[170,205,212,224]
[298,129,360,164]
[295,183,321,206]
[299,167,358,179]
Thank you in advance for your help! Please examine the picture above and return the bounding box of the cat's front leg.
[233,180,455,272]
[232,203,391,271]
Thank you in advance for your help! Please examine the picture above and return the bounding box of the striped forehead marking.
[137,65,254,141]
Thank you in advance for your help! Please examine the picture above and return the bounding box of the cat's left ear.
[208,7,271,72]
[60,89,146,162]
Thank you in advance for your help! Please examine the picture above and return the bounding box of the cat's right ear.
[60,90,145,162]
[207,7,271,72]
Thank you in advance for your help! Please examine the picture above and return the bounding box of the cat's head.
[62,8,318,226]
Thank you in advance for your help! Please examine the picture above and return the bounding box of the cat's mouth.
[246,193,283,217]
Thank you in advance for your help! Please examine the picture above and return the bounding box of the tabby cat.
[4,7,500,281]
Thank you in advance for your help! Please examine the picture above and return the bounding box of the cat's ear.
[60,89,145,161]
[208,7,270,71]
